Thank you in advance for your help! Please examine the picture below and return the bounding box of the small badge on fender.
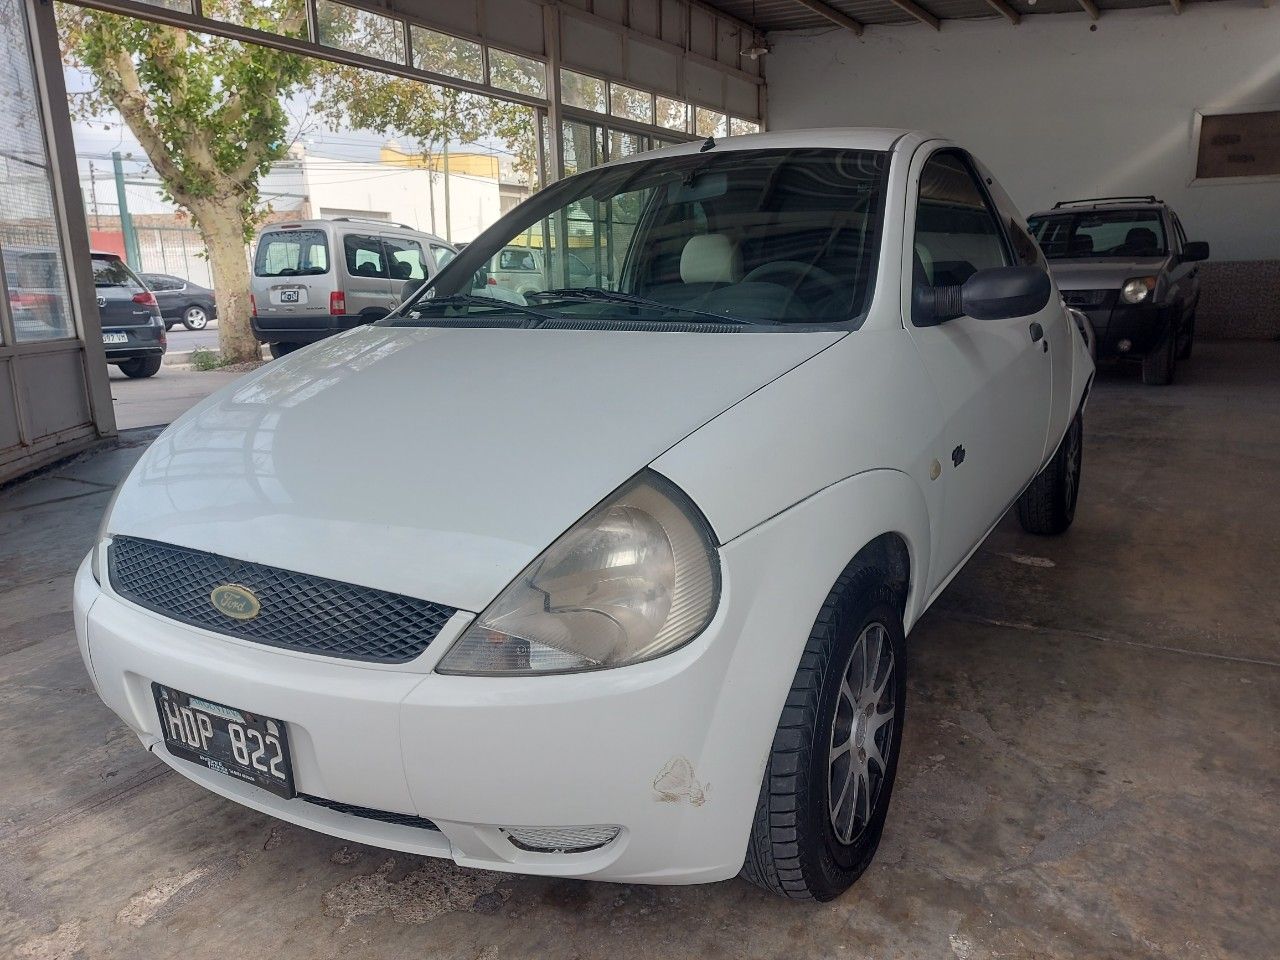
[952,445,966,468]
[210,584,261,620]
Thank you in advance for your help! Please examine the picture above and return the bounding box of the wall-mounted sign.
[1196,110,1280,180]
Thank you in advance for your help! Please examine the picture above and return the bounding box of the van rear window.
[255,230,330,277]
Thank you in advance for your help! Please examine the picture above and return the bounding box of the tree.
[59,0,317,362]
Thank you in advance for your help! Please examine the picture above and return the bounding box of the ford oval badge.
[210,584,261,620]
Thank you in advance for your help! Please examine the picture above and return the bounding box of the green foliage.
[188,346,231,370]
[60,0,315,241]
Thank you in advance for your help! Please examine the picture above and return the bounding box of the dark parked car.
[94,253,166,378]
[1028,196,1208,385]
[139,272,217,331]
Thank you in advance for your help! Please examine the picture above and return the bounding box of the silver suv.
[251,218,456,357]
[1028,196,1209,385]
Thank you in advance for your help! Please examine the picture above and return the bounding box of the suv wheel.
[1141,332,1176,386]
[741,568,906,901]
[268,342,302,359]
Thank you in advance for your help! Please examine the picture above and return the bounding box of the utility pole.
[112,151,141,267]
[442,141,452,242]
[88,162,101,229]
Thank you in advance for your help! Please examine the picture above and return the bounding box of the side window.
[913,151,1010,298]
[381,237,426,281]
[343,234,387,278]
[430,244,457,269]
[499,248,537,271]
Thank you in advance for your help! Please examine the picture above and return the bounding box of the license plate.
[152,683,295,799]
[278,289,301,303]
[102,332,128,344]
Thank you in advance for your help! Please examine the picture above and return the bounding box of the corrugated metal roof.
[702,0,1202,31]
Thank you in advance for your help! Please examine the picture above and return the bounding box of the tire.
[268,342,302,359]
[741,568,907,902]
[1017,410,1083,535]
[163,320,174,331]
[182,305,209,330]
[117,355,162,379]
[1141,331,1176,386]
[1177,313,1195,360]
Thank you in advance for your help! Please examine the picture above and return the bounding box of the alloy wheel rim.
[186,308,207,328]
[828,622,896,846]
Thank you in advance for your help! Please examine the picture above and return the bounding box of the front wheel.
[1141,331,1177,385]
[1177,313,1195,360]
[741,569,906,901]
[117,355,162,379]
[182,305,209,330]
[268,341,302,359]
[1017,410,1082,535]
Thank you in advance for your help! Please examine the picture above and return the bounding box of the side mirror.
[914,265,1052,325]
[1181,241,1210,263]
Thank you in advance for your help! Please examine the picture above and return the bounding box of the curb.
[163,346,268,366]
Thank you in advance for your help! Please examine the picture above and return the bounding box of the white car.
[75,129,1092,902]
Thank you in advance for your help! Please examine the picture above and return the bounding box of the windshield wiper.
[528,287,754,325]
[400,294,557,324]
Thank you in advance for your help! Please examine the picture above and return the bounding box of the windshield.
[1028,210,1167,260]
[255,229,330,277]
[389,147,888,330]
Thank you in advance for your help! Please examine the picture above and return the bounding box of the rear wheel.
[182,305,209,330]
[1017,410,1082,535]
[117,355,162,379]
[1141,331,1177,385]
[268,342,302,359]
[741,569,906,901]
[1177,313,1195,360]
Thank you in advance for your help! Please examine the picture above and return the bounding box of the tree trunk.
[192,197,260,364]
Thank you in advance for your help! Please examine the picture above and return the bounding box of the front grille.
[1061,289,1112,308]
[299,794,440,831]
[108,536,456,664]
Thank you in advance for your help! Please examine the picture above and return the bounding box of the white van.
[251,218,456,356]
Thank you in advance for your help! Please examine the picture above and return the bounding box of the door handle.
[1029,322,1044,342]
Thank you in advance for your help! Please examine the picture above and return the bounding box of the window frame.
[342,233,389,279]
[909,147,1016,327]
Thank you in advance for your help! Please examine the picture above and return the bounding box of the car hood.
[106,324,842,611]
[1046,256,1169,290]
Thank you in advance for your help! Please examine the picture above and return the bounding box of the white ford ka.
[75,129,1092,902]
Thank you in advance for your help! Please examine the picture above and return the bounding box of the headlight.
[437,471,720,675]
[1121,277,1155,304]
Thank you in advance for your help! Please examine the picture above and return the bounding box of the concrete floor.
[3,341,1277,959]
[109,364,244,430]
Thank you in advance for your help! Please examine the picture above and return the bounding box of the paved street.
[109,363,250,430]
[165,320,220,353]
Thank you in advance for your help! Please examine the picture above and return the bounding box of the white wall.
[767,1,1280,261]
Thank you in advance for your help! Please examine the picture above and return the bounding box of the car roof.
[594,126,918,170]
[259,219,450,244]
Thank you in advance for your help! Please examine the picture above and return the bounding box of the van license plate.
[152,683,295,798]
[279,289,300,303]
[102,332,128,344]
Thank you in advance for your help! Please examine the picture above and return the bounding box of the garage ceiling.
[696,0,1229,33]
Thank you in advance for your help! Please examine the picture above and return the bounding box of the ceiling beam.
[887,0,942,30]
[982,0,1022,23]
[1076,0,1100,19]
[788,0,866,35]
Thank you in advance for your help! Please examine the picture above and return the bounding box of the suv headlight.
[1120,277,1156,304]
[437,471,720,675]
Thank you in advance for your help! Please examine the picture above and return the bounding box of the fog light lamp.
[1117,338,1132,353]
[504,825,620,853]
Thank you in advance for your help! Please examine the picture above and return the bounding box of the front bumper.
[1078,301,1177,360]
[72,522,798,884]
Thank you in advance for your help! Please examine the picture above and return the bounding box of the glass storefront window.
[0,2,74,343]
[316,0,405,64]
[490,49,546,97]
[561,70,606,113]
[562,120,602,176]
[608,130,649,162]
[410,26,483,83]
[730,118,761,136]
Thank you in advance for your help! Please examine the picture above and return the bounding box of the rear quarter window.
[255,230,330,277]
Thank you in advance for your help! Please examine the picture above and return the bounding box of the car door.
[903,147,1054,584]
[382,235,429,305]
[340,232,392,318]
